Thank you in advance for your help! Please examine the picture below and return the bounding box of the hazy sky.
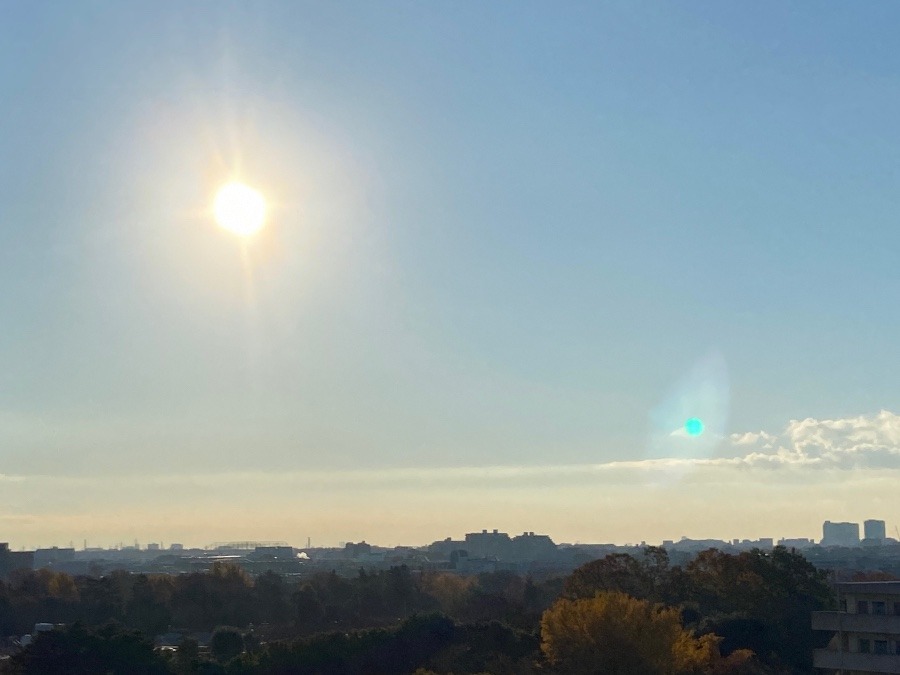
[3,2,900,548]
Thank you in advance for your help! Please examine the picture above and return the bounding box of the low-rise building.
[812,581,900,673]
[0,543,33,579]
[34,547,76,568]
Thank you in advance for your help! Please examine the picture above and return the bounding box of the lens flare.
[684,417,705,437]
[647,352,729,464]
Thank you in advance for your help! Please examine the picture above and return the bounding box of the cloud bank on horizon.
[3,410,898,548]
[6,411,900,487]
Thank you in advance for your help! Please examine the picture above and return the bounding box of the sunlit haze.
[2,3,900,550]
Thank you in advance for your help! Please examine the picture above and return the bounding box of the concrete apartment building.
[812,581,900,673]
[465,529,512,559]
[462,529,557,563]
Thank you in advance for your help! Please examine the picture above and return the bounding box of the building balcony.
[812,611,900,634]
[813,648,900,673]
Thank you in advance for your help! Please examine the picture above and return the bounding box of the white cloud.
[620,410,900,472]
[729,430,778,448]
[725,410,900,470]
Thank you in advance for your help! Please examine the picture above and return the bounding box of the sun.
[213,182,266,237]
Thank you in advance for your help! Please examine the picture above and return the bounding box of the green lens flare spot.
[685,417,705,437]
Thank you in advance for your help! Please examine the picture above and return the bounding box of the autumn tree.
[563,546,833,672]
[541,591,722,675]
[418,571,474,618]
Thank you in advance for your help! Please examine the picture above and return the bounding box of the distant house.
[812,581,900,673]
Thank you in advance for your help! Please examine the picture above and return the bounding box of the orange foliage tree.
[541,590,754,674]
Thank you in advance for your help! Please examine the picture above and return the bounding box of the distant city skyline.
[6,510,897,553]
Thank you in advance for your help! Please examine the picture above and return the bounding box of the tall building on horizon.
[865,519,887,542]
[822,521,860,547]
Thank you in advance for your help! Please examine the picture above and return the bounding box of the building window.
[894,601,900,616]
[875,640,888,655]
[858,600,869,614]
[840,599,847,612]
[859,639,871,653]
[873,601,886,615]
[895,641,900,655]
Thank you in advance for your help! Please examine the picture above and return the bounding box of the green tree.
[6,622,168,675]
[564,552,657,601]
[292,584,325,631]
[254,571,291,624]
[210,626,244,663]
[173,635,199,674]
[125,574,172,636]
[684,547,834,671]
[170,564,254,630]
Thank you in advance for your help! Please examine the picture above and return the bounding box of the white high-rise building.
[822,521,860,547]
[865,520,887,542]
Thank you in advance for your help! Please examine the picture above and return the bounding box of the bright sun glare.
[214,182,266,237]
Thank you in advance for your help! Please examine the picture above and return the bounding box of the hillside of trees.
[0,546,835,674]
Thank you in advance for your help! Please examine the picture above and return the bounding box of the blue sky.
[2,2,900,546]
